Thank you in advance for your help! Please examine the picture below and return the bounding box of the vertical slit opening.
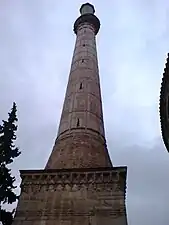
[167,95,169,119]
[77,118,80,127]
[80,83,83,89]
[82,59,84,63]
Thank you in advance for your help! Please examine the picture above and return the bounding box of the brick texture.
[46,131,112,169]
[46,20,111,169]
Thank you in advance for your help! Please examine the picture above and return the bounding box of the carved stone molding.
[21,167,126,185]
[20,167,127,195]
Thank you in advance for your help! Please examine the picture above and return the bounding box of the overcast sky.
[0,0,169,224]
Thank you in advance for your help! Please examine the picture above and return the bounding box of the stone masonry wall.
[13,167,127,225]
[46,130,112,169]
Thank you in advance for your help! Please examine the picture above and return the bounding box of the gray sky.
[0,0,169,224]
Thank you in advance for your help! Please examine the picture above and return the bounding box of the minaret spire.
[45,3,112,169]
[13,4,128,225]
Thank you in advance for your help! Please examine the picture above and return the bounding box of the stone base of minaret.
[13,167,127,225]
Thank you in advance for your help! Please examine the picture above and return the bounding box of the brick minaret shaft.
[46,3,112,169]
[13,4,128,224]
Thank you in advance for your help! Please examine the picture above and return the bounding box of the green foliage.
[0,209,14,225]
[0,103,21,225]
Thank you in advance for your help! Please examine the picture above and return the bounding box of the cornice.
[19,167,127,196]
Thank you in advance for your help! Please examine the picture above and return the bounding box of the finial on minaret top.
[80,3,95,15]
[74,2,100,35]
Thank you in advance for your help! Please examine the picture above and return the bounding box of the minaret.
[13,4,128,225]
[45,3,112,169]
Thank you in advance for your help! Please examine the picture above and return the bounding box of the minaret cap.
[80,3,95,15]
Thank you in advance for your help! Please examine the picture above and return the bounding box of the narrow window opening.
[82,59,84,63]
[167,95,169,119]
[77,118,80,127]
[83,44,85,47]
[80,82,83,89]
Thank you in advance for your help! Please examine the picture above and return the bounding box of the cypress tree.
[0,102,21,225]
